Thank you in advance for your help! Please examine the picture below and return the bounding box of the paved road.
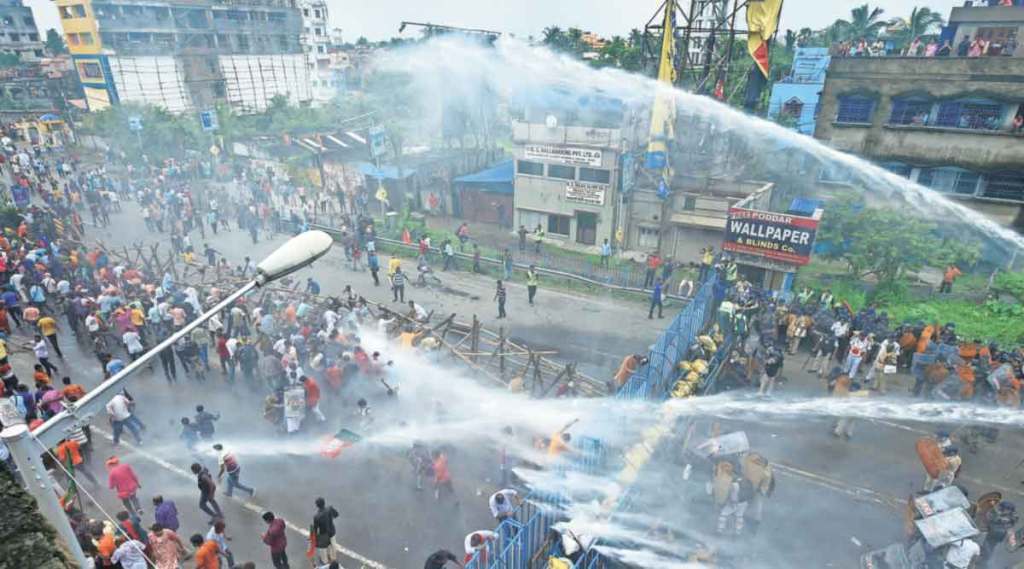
[18,193,1024,568]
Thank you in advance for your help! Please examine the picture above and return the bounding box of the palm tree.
[888,7,944,51]
[627,28,644,48]
[784,29,797,53]
[566,27,585,53]
[542,26,566,49]
[796,27,815,47]
[833,4,888,42]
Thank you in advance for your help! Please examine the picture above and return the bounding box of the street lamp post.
[0,230,333,567]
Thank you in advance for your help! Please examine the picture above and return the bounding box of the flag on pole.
[746,0,784,78]
[644,0,677,173]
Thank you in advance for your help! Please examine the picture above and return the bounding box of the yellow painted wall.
[83,86,112,110]
[54,0,103,55]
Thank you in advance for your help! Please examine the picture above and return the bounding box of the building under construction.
[55,0,312,113]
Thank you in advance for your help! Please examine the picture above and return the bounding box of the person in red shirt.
[106,456,142,515]
[215,333,231,375]
[432,450,457,504]
[261,511,289,569]
[643,253,662,289]
[301,376,326,422]
[324,361,343,392]
[353,346,370,373]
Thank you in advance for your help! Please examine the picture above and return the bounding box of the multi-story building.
[948,1,1022,56]
[0,0,43,61]
[814,4,1024,230]
[767,47,830,135]
[55,0,312,114]
[297,0,334,104]
[511,102,631,249]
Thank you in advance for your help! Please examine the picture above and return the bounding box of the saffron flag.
[746,0,783,78]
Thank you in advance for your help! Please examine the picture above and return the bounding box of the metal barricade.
[617,274,719,401]
[472,275,724,569]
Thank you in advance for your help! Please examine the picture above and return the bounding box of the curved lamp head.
[256,230,333,285]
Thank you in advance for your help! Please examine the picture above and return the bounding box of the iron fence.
[469,274,725,569]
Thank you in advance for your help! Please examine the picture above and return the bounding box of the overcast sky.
[24,0,961,43]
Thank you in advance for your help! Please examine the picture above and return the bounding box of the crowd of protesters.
[0,132,602,569]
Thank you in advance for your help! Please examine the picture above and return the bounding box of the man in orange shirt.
[432,450,456,503]
[940,265,962,294]
[55,438,98,485]
[190,533,221,569]
[62,376,86,401]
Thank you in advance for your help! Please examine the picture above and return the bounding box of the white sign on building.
[565,180,608,206]
[525,144,603,167]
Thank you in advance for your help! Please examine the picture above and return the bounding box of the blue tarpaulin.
[355,161,416,180]
[453,160,514,195]
[789,197,824,216]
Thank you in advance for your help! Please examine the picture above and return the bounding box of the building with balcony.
[814,53,1024,228]
[55,0,312,114]
[0,0,43,61]
[297,0,334,104]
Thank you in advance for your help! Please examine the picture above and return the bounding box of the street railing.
[308,223,693,302]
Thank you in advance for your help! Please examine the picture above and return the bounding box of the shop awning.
[453,160,514,195]
[669,212,727,230]
[356,161,416,180]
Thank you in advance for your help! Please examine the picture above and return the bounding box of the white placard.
[525,144,603,167]
[565,180,608,206]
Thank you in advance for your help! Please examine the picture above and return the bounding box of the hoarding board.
[723,207,820,266]
[565,180,608,206]
[524,144,602,167]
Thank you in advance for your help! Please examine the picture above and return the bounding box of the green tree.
[833,4,888,42]
[78,103,204,163]
[818,196,980,285]
[44,29,66,55]
[887,7,944,52]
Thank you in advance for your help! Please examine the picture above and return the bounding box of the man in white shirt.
[408,301,428,322]
[488,489,520,522]
[464,530,497,559]
[85,313,101,333]
[322,309,339,332]
[111,539,148,569]
[845,331,869,379]
[33,334,58,377]
[106,392,144,446]
[123,330,145,360]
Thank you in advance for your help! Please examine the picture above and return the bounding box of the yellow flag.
[747,0,783,78]
[645,0,677,174]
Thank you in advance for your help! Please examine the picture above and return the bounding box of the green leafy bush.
[992,271,1024,304]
